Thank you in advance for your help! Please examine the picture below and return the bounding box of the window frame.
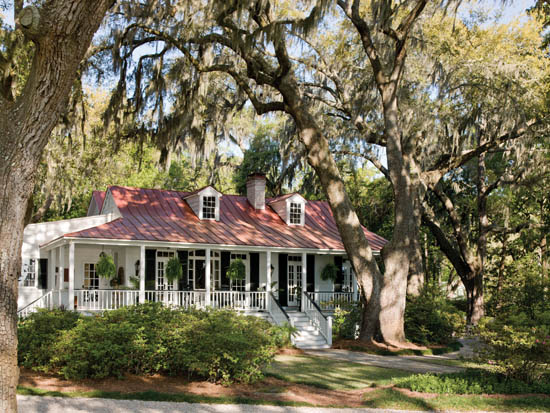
[288,201,304,225]
[201,195,217,220]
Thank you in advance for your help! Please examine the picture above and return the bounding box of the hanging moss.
[227,259,246,281]
[321,262,338,282]
[96,252,116,279]
[165,256,183,283]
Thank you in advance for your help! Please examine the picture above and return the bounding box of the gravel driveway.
[17,395,431,413]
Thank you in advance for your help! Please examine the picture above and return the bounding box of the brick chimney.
[246,173,266,210]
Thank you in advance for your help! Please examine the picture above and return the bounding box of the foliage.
[226,259,246,281]
[17,309,81,372]
[96,252,116,279]
[405,284,466,345]
[395,369,550,395]
[320,263,338,282]
[476,312,550,383]
[165,257,183,283]
[332,304,361,340]
[19,304,286,383]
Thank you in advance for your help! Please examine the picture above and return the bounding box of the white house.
[18,174,386,348]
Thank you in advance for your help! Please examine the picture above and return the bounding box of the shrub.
[476,312,550,383]
[405,283,466,345]
[18,308,80,372]
[19,303,284,383]
[395,369,550,395]
[333,304,361,339]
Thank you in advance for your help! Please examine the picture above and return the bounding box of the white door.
[287,256,303,306]
[156,251,175,291]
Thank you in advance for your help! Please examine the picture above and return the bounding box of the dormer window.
[202,196,216,219]
[289,202,302,225]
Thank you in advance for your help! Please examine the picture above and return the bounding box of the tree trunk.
[0,2,112,410]
[465,271,484,325]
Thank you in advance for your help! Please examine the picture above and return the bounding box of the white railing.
[210,291,267,311]
[18,290,54,319]
[144,290,206,308]
[75,289,139,311]
[268,292,291,326]
[303,291,332,346]
[309,291,357,311]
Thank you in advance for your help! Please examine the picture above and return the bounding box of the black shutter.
[221,251,231,290]
[306,254,315,292]
[334,255,344,292]
[145,249,156,290]
[39,259,48,289]
[178,251,189,290]
[278,253,288,306]
[249,252,260,292]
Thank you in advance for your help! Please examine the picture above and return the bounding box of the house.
[18,174,387,348]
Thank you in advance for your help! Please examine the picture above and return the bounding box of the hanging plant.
[165,256,183,283]
[96,252,116,279]
[321,262,339,282]
[227,259,246,281]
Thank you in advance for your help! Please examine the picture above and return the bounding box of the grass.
[341,340,463,356]
[265,354,414,390]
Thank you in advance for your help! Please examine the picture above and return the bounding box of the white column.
[266,251,272,311]
[301,252,307,312]
[205,247,211,306]
[68,242,75,310]
[59,246,65,290]
[139,245,146,303]
[49,250,56,292]
[352,267,358,302]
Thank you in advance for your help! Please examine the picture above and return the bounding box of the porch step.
[285,310,330,350]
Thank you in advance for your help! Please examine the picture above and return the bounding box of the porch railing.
[268,292,291,326]
[303,291,332,346]
[144,290,206,308]
[210,291,267,311]
[18,290,54,319]
[75,289,140,311]
[309,291,357,311]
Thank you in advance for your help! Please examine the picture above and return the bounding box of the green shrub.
[476,312,550,383]
[405,284,466,345]
[18,308,80,372]
[333,304,361,339]
[18,303,284,383]
[395,369,550,395]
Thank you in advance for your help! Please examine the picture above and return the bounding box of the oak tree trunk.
[0,2,112,410]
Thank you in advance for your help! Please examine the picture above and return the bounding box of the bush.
[476,312,550,383]
[395,369,550,395]
[18,308,80,372]
[19,303,286,383]
[333,304,361,339]
[405,284,466,345]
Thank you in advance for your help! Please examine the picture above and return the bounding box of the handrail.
[302,291,332,346]
[308,291,357,311]
[17,290,53,318]
[269,292,291,324]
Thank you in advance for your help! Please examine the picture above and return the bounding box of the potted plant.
[97,252,116,280]
[227,258,246,281]
[165,256,183,283]
[321,262,339,282]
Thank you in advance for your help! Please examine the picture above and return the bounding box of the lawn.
[265,354,414,390]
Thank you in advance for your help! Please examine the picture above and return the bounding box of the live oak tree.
[0,1,112,411]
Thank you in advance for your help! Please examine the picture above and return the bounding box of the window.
[84,263,99,289]
[230,253,248,291]
[21,259,36,287]
[202,196,216,219]
[289,202,302,225]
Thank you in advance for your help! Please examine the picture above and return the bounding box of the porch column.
[139,245,145,303]
[58,246,65,290]
[352,267,358,302]
[68,242,75,310]
[301,252,307,312]
[49,250,56,292]
[266,251,271,311]
[205,247,211,306]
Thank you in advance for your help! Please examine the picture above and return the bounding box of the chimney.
[246,173,266,210]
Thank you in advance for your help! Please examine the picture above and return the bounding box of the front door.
[156,251,175,290]
[287,255,303,306]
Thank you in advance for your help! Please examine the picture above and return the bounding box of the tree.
[0,1,112,410]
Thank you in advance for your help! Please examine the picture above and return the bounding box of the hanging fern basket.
[227,259,246,281]
[165,256,183,283]
[321,262,339,282]
[96,252,116,279]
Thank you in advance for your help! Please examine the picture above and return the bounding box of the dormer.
[183,186,222,221]
[268,193,306,226]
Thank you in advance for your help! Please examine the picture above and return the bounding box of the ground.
[18,351,550,412]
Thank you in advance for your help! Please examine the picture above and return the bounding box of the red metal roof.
[65,186,387,251]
